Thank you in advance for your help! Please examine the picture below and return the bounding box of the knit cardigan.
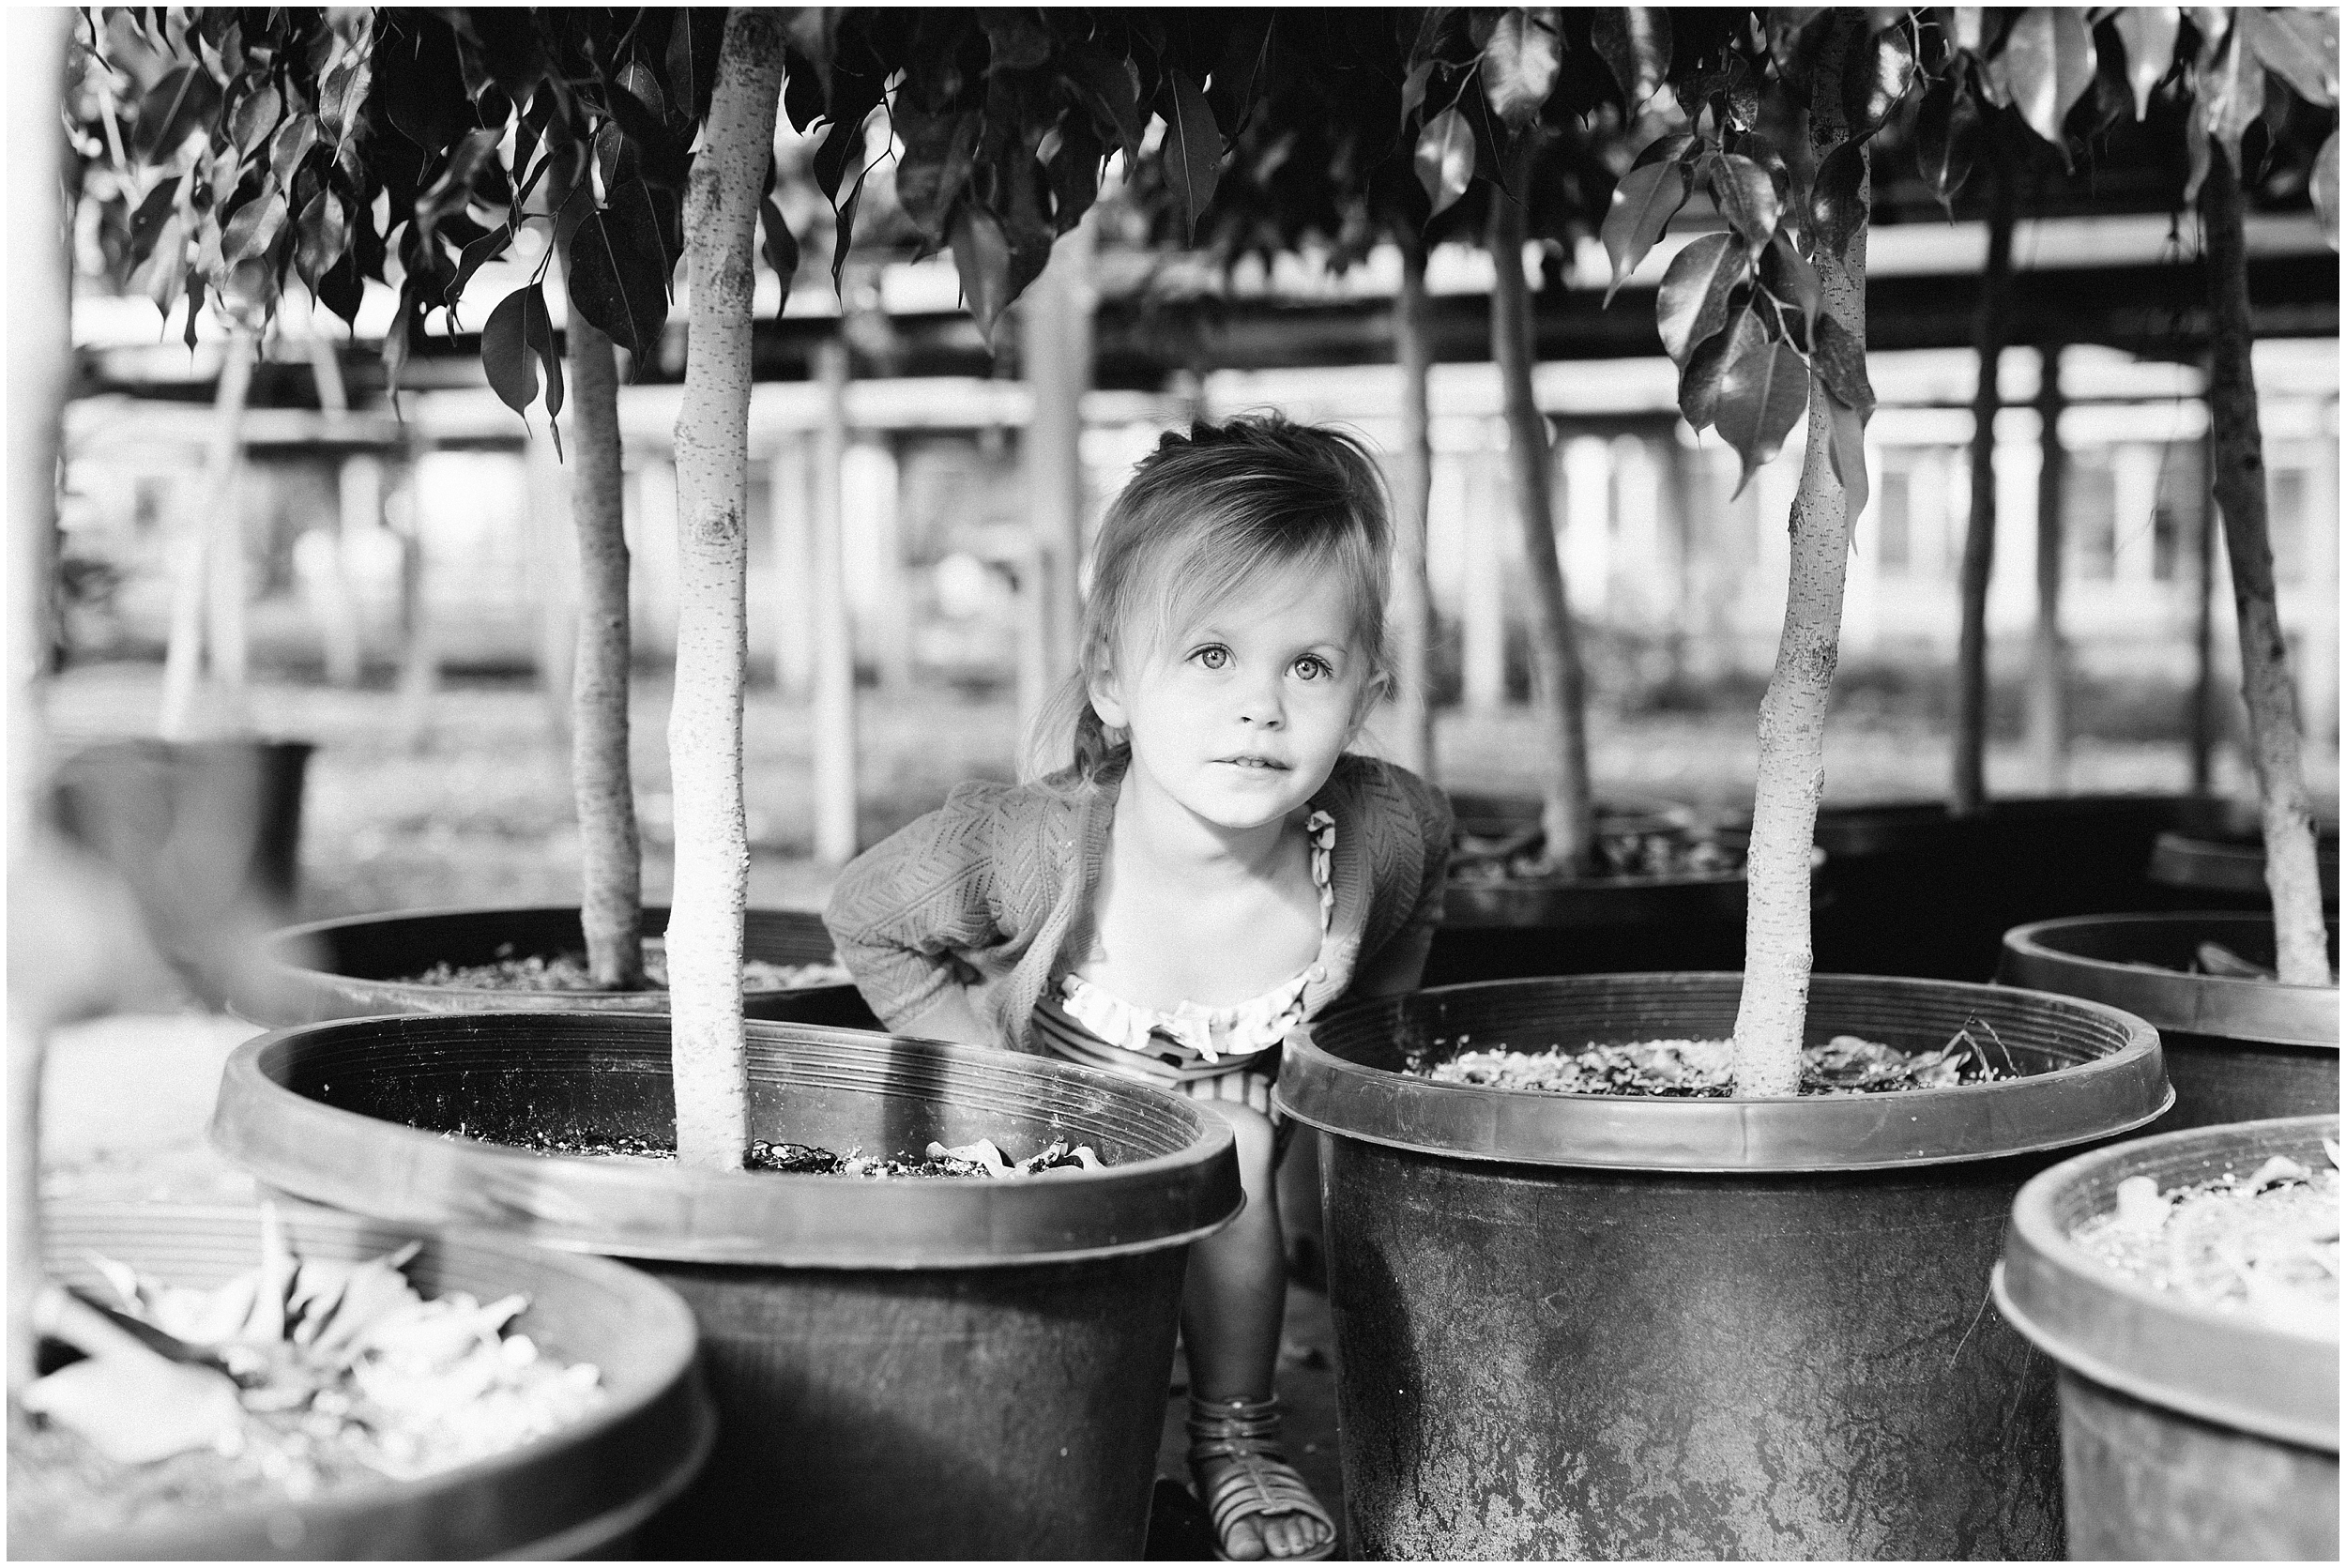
[823,754,1455,1054]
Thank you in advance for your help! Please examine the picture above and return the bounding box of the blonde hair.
[1022,414,1394,788]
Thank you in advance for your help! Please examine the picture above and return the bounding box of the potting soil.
[2071,1143,2340,1336]
[407,935,850,993]
[8,1216,606,1540]
[1416,1026,2010,1097]
[1449,829,1743,884]
[494,1127,1104,1179]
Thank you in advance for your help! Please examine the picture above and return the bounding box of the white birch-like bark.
[1021,217,1093,691]
[1488,141,1593,867]
[1950,151,2015,815]
[159,327,256,740]
[811,337,860,867]
[1731,21,1867,1093]
[2026,345,2069,791]
[1391,232,1437,779]
[2200,149,2332,987]
[667,8,785,1167]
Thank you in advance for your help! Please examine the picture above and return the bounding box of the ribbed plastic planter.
[1278,973,2169,1560]
[209,1013,1242,1559]
[236,905,877,1028]
[1799,793,2214,982]
[2147,828,2341,910]
[2001,914,2338,1131]
[18,1201,711,1560]
[1994,1115,2338,1560]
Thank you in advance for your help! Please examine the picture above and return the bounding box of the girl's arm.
[1348,759,1455,999]
[1348,924,1434,997]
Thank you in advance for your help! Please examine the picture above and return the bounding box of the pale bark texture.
[8,4,70,1398]
[1730,20,1867,1094]
[1951,150,2015,815]
[2200,151,2332,987]
[1020,216,1093,697]
[2026,344,2068,790]
[811,337,860,866]
[1488,141,1593,867]
[158,327,256,740]
[667,8,785,1167]
[1390,231,1438,779]
[555,142,644,990]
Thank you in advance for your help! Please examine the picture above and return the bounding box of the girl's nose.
[1236,676,1285,727]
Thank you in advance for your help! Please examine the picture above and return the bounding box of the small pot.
[1993,1115,2339,1560]
[2000,913,2338,1131]
[237,904,877,1028]
[209,1012,1242,1559]
[1278,972,2168,1560]
[16,1201,711,1560]
[2147,812,2341,910]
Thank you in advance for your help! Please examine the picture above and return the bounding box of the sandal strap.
[1186,1395,1335,1557]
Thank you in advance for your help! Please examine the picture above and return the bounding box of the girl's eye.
[1193,646,1229,670]
[1294,655,1333,681]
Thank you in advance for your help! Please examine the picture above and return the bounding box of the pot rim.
[1275,972,2170,1172]
[2001,913,2339,1050]
[26,1199,714,1560]
[211,1012,1244,1269]
[1992,1114,2339,1453]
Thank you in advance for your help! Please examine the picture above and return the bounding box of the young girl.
[826,416,1452,1562]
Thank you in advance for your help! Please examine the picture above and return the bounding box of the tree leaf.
[2202,23,2267,170]
[268,114,318,190]
[894,107,981,240]
[1842,20,1917,136]
[1207,11,1274,138]
[830,162,868,297]
[2112,7,2181,120]
[526,280,562,419]
[1678,303,1744,430]
[1808,139,1866,263]
[982,8,1053,70]
[129,177,181,266]
[1600,158,1691,303]
[2242,8,2338,108]
[1590,8,1673,110]
[605,80,693,190]
[135,65,219,164]
[1063,45,1145,165]
[481,286,541,419]
[1760,229,1822,345]
[295,188,348,284]
[1656,233,1748,366]
[232,82,281,158]
[1162,68,1222,246]
[1915,74,1979,210]
[666,8,727,126]
[1996,7,2096,156]
[1484,8,1563,128]
[2183,88,2213,206]
[1825,389,1870,522]
[1810,312,1874,417]
[1632,131,1698,172]
[317,254,362,328]
[1714,309,1810,494]
[2314,129,2339,250]
[1710,152,1780,257]
[949,201,1015,344]
[760,197,801,292]
[567,181,670,359]
[221,187,288,266]
[1415,106,1477,219]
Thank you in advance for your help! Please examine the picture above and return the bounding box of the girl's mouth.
[1215,755,1289,770]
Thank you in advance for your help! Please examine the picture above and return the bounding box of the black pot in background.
[210,1012,1242,1560]
[238,905,879,1029]
[1994,1115,2338,1560]
[1799,793,2216,982]
[20,1201,710,1560]
[2146,797,2341,910]
[1279,972,2168,1560]
[2000,912,2338,1131]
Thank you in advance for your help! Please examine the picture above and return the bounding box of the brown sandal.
[1186,1393,1336,1561]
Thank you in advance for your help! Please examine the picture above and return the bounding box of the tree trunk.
[1020,216,1092,702]
[1487,139,1593,869]
[666,8,785,1168]
[158,327,255,740]
[2190,410,2219,791]
[8,3,70,1400]
[811,336,860,866]
[1730,18,1868,1093]
[555,140,644,991]
[2026,344,2068,791]
[2199,149,2332,987]
[1391,229,1437,780]
[1951,145,2016,815]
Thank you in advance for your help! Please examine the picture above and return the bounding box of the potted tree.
[209,9,1262,1555]
[1278,9,2176,1557]
[1997,5,2338,1129]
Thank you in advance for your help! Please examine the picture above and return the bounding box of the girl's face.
[1092,563,1370,835]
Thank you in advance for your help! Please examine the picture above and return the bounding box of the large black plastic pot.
[1994,1115,2338,1560]
[209,1013,1242,1559]
[1278,973,2169,1560]
[2001,914,2338,1132]
[1799,793,2216,982]
[2147,818,2341,911]
[18,1201,710,1560]
[236,904,878,1028]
